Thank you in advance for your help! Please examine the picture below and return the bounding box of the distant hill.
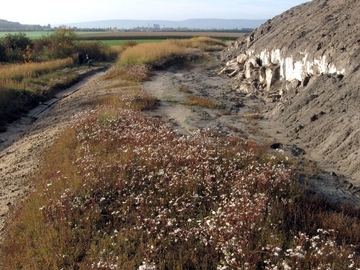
[61,19,267,30]
[0,19,49,30]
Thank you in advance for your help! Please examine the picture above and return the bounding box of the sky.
[1,0,310,26]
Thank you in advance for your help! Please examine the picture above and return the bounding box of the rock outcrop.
[221,0,360,183]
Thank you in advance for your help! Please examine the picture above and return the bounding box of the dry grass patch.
[0,58,73,82]
[220,109,231,115]
[0,58,77,97]
[169,36,227,51]
[117,41,185,66]
[104,80,139,89]
[244,113,265,120]
[116,37,227,67]
[87,88,159,112]
[0,58,80,128]
[182,95,218,108]
[178,85,192,93]
[102,65,150,83]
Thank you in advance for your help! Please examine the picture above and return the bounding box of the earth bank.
[220,0,360,187]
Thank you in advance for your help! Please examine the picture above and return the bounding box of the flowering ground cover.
[1,39,360,269]
[2,100,359,269]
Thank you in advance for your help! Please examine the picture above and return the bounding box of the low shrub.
[75,41,118,62]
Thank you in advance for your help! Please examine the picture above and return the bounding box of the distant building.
[153,24,160,30]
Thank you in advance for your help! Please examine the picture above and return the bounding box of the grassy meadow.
[1,37,360,269]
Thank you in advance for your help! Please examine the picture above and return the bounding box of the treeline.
[0,28,117,130]
[0,19,48,31]
[0,28,115,63]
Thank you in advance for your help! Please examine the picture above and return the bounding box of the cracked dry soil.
[1,52,359,243]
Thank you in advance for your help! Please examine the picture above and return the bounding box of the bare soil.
[221,0,360,185]
[1,52,359,243]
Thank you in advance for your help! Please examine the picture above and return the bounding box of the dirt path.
[1,53,359,242]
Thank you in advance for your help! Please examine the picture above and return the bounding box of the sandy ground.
[1,53,359,242]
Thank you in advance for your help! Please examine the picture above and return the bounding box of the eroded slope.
[220,0,360,182]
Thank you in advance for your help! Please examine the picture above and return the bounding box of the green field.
[84,39,164,46]
[0,31,107,40]
[78,31,242,41]
[0,31,243,42]
[0,32,165,46]
[0,31,46,39]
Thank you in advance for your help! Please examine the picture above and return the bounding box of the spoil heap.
[220,0,360,183]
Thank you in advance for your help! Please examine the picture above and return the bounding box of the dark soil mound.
[220,0,360,183]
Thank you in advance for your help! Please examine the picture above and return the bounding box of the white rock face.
[221,48,345,97]
[220,0,360,184]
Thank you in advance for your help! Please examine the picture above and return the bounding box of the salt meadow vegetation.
[1,34,360,269]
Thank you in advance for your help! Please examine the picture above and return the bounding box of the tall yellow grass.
[182,95,218,108]
[0,58,73,82]
[117,37,227,66]
[117,41,185,66]
[169,36,227,50]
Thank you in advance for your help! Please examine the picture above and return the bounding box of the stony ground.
[1,52,359,243]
